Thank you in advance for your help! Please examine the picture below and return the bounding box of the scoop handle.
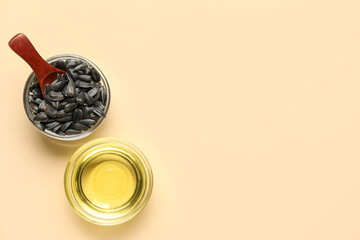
[8,33,51,80]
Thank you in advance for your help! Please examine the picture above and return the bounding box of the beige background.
[0,0,360,239]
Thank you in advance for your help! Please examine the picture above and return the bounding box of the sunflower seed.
[87,87,99,98]
[33,112,48,122]
[52,124,62,132]
[90,113,100,121]
[39,100,46,110]
[67,129,82,135]
[73,108,83,122]
[44,84,51,96]
[58,111,72,118]
[50,75,59,87]
[34,98,42,105]
[48,91,65,101]
[45,121,60,130]
[67,70,77,81]
[29,102,39,113]
[93,107,105,117]
[32,88,42,98]
[28,95,35,102]
[84,92,94,105]
[74,63,87,72]
[92,89,100,101]
[66,60,79,68]
[66,129,82,135]
[76,91,85,105]
[51,79,67,91]
[83,106,91,119]
[91,68,100,82]
[79,119,96,126]
[75,80,93,89]
[61,121,72,131]
[44,104,58,118]
[73,123,89,131]
[45,118,57,123]
[57,116,73,122]
[94,101,105,111]
[56,60,66,71]
[99,86,107,104]
[64,81,76,97]
[64,103,77,112]
[57,131,66,136]
[78,75,92,82]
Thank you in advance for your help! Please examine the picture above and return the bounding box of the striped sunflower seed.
[33,112,48,122]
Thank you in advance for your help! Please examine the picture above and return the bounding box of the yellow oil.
[81,154,137,209]
[65,138,153,225]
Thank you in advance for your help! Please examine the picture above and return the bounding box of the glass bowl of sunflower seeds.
[23,54,110,140]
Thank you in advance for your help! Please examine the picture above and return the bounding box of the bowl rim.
[64,138,154,226]
[23,54,111,141]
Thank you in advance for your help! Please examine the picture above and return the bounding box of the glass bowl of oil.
[64,138,153,225]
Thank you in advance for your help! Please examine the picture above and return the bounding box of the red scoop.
[8,33,66,95]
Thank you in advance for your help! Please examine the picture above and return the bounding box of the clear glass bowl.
[64,138,153,225]
[23,54,111,141]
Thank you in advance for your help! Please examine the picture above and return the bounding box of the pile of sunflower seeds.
[28,58,107,136]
